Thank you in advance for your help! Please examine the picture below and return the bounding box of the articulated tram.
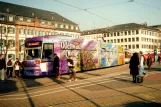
[22,35,125,76]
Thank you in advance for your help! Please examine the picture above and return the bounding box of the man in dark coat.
[147,53,152,72]
[129,53,139,83]
[54,54,60,79]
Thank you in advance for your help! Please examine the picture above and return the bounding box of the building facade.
[0,1,81,61]
[82,23,161,54]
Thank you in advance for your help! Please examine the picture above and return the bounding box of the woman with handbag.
[14,58,21,78]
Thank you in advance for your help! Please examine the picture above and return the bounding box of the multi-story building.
[82,23,161,54]
[0,1,81,61]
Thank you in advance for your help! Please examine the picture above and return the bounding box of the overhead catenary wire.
[132,0,161,11]
[53,0,116,24]
[85,1,129,10]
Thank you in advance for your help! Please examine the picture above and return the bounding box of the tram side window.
[42,43,54,60]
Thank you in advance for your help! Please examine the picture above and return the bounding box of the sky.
[0,0,161,31]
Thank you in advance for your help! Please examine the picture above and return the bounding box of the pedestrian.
[139,51,146,75]
[158,55,160,64]
[14,58,21,78]
[6,55,14,78]
[0,54,6,82]
[147,53,152,72]
[67,55,77,82]
[129,53,139,83]
[53,53,60,79]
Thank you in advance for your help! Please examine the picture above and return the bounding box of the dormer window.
[6,8,9,12]
[32,13,34,17]
[41,20,45,24]
[19,17,23,21]
[71,25,73,30]
[27,18,31,22]
[9,16,13,22]
[76,27,79,30]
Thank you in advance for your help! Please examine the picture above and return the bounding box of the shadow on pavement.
[21,77,43,87]
[48,77,65,84]
[0,80,18,93]
[123,101,161,107]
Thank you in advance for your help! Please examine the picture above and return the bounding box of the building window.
[125,31,127,35]
[128,31,131,35]
[66,25,69,29]
[8,39,15,47]
[111,33,113,37]
[128,38,131,42]
[132,31,135,35]
[41,20,45,24]
[117,39,120,43]
[19,28,24,34]
[35,30,38,35]
[9,16,14,22]
[136,30,139,34]
[117,32,119,36]
[0,26,6,33]
[128,45,131,49]
[132,38,135,42]
[63,25,66,29]
[114,32,116,36]
[136,44,139,49]
[114,39,116,43]
[8,27,15,34]
[54,23,58,28]
[48,21,51,25]
[121,39,123,42]
[18,16,23,21]
[76,26,79,30]
[136,37,139,41]
[27,18,31,22]
[124,38,127,42]
[132,44,135,49]
[120,32,123,36]
[60,24,63,28]
[71,26,73,30]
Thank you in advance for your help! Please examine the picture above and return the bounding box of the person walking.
[147,53,152,72]
[67,56,77,82]
[6,55,14,78]
[14,58,21,78]
[139,51,146,75]
[53,53,60,79]
[129,53,139,83]
[0,54,6,82]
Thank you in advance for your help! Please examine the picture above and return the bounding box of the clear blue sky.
[1,0,161,31]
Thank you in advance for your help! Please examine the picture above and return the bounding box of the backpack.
[7,59,12,66]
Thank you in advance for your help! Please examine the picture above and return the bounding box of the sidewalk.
[0,63,160,107]
[0,63,160,95]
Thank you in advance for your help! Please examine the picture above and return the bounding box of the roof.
[0,1,77,25]
[82,23,160,35]
[108,23,160,32]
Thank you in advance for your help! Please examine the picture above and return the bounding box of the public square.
[0,63,161,107]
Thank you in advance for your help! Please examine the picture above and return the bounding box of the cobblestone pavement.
[0,63,161,107]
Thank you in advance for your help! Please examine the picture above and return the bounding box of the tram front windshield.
[25,47,41,60]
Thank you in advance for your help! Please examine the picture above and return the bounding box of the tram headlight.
[35,60,41,64]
